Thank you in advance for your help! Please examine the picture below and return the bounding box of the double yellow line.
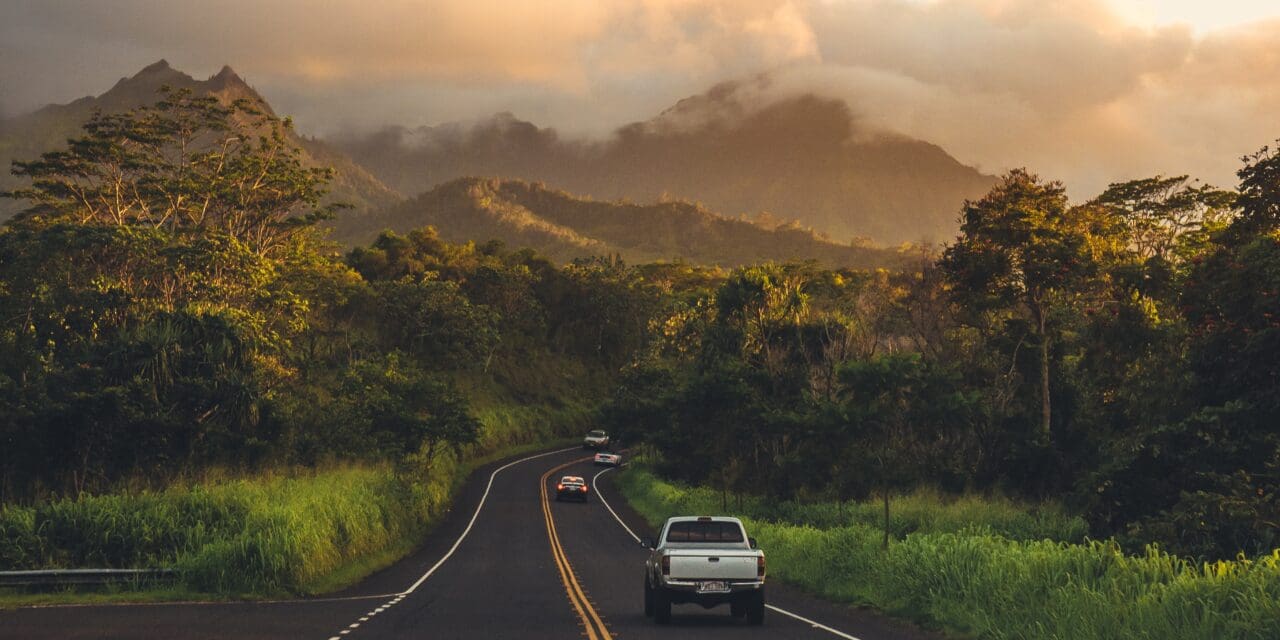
[540,459,614,640]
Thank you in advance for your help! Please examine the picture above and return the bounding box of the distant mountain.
[330,77,995,245]
[339,177,905,268]
[0,60,401,221]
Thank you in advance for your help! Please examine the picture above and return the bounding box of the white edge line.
[591,467,640,544]
[321,446,581,639]
[591,467,862,640]
[25,448,575,615]
[400,445,580,595]
[16,592,402,610]
[765,605,863,640]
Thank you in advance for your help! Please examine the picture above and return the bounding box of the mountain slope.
[331,78,995,245]
[341,177,904,268]
[0,60,401,221]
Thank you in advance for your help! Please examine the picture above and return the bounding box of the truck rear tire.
[653,587,671,624]
[746,591,765,626]
[643,579,654,617]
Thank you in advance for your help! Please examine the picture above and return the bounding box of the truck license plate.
[697,580,729,593]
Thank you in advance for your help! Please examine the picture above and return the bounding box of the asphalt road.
[0,447,944,640]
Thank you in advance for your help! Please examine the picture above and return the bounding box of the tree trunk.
[882,490,891,550]
[1033,302,1051,441]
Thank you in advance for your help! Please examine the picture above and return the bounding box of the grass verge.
[0,397,589,607]
[616,466,1280,640]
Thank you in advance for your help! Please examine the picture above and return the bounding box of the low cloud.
[788,2,1280,195]
[1,0,1278,197]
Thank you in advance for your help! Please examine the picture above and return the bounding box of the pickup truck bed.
[642,516,766,625]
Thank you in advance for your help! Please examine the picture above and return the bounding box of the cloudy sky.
[2,0,1278,197]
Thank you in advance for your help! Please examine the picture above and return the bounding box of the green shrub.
[0,505,40,568]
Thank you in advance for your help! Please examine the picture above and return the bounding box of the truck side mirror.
[748,537,758,549]
[641,536,656,549]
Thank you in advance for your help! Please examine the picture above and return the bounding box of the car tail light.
[557,484,564,490]
[580,485,588,492]
[757,555,766,578]
[661,556,670,576]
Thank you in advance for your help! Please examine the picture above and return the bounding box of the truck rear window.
[665,521,744,543]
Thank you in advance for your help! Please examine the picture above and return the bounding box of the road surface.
[0,447,943,640]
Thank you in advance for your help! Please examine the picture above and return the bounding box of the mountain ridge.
[0,60,402,221]
[331,79,996,244]
[340,176,906,268]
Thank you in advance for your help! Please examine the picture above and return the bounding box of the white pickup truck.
[642,516,766,625]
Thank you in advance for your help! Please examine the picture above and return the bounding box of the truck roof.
[664,516,743,525]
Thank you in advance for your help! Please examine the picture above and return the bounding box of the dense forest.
[2,88,1278,567]
[0,90,654,503]
[604,161,1279,560]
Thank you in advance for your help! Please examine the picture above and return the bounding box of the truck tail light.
[580,485,588,492]
[556,484,564,490]
[661,556,670,576]
[757,555,766,578]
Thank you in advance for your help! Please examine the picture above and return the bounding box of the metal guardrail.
[0,568,177,587]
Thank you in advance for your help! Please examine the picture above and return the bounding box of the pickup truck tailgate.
[666,549,758,580]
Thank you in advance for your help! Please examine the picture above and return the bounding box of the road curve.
[0,447,944,640]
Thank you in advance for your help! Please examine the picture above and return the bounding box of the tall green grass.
[620,468,1086,542]
[0,388,593,598]
[0,462,454,594]
[617,468,1280,640]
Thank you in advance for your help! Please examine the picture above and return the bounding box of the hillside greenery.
[339,176,906,268]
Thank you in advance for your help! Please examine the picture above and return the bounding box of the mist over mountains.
[331,77,996,245]
[2,61,994,264]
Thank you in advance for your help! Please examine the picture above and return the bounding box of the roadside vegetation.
[618,467,1280,640]
[617,467,1087,544]
[0,90,641,598]
[603,158,1280,563]
[597,139,1280,637]
[3,86,1280,634]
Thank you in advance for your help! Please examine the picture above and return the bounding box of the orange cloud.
[2,0,1278,197]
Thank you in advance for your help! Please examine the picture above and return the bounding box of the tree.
[941,170,1094,442]
[1092,175,1235,264]
[336,354,480,461]
[370,275,500,370]
[0,87,343,496]
[837,353,969,548]
[1091,145,1280,557]
[715,264,810,381]
[6,87,339,256]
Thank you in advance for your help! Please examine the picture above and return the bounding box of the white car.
[594,452,621,467]
[643,516,765,625]
[582,429,610,450]
[555,475,590,502]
